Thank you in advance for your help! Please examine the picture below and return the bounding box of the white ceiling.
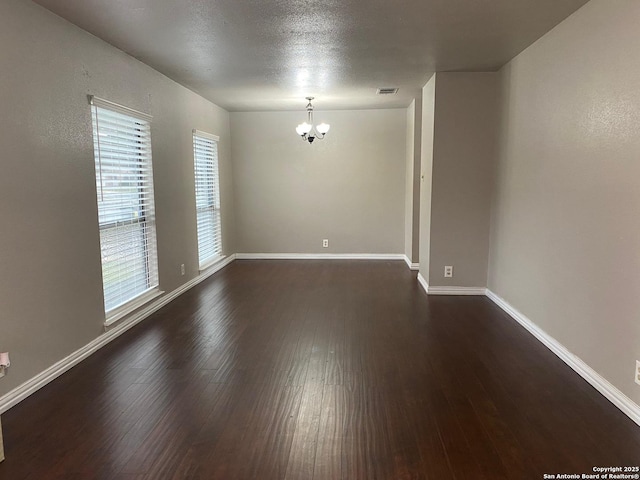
[33,0,589,111]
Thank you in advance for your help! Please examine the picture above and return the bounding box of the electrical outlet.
[180,264,185,276]
[0,352,9,379]
[635,360,640,386]
[322,239,329,248]
[444,265,453,278]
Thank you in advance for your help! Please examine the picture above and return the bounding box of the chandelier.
[295,97,330,143]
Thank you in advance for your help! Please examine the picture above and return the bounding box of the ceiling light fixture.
[295,97,330,143]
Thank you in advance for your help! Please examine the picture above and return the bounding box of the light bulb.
[316,123,330,134]
[300,122,312,134]
[295,124,306,136]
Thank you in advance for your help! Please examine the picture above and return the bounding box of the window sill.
[104,288,164,327]
[199,255,226,273]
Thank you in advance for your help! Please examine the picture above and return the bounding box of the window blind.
[193,130,222,268]
[91,97,159,314]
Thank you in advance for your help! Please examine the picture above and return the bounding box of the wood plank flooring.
[0,260,638,479]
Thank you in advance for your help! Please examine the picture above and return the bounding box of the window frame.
[193,129,223,270]
[90,95,162,325]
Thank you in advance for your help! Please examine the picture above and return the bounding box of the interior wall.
[404,94,424,266]
[230,109,406,254]
[418,76,436,279]
[0,0,234,396]
[410,92,423,264]
[428,72,499,287]
[489,0,640,404]
[404,100,416,261]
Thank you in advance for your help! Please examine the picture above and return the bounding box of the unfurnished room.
[0,0,639,478]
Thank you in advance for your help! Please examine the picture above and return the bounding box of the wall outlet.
[180,264,185,276]
[0,352,9,379]
[322,239,329,248]
[635,360,640,386]
[444,265,453,278]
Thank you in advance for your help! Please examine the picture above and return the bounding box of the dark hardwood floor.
[1,260,638,479]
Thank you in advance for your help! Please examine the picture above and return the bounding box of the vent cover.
[376,87,399,95]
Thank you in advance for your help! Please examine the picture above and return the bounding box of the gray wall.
[404,94,423,265]
[0,0,234,395]
[418,76,436,280]
[411,94,423,264]
[489,0,640,404]
[404,100,416,261]
[230,110,406,254]
[428,73,499,287]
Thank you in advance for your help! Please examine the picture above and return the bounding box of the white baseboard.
[486,289,640,427]
[417,272,429,293]
[415,274,486,296]
[403,255,419,270]
[6,256,636,432]
[235,253,405,261]
[428,286,488,295]
[0,254,236,415]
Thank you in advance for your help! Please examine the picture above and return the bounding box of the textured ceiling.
[32,0,589,111]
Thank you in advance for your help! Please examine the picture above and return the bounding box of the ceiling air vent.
[376,87,399,95]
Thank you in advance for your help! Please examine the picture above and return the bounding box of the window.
[193,130,222,268]
[90,96,159,318]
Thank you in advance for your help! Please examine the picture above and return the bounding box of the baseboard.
[403,255,419,270]
[104,253,236,331]
[428,286,488,295]
[8,257,636,432]
[415,275,486,296]
[0,416,4,462]
[486,289,640,428]
[235,253,405,261]
[417,272,429,294]
[0,254,236,415]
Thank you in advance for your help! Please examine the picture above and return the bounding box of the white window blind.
[90,96,159,314]
[193,130,222,268]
